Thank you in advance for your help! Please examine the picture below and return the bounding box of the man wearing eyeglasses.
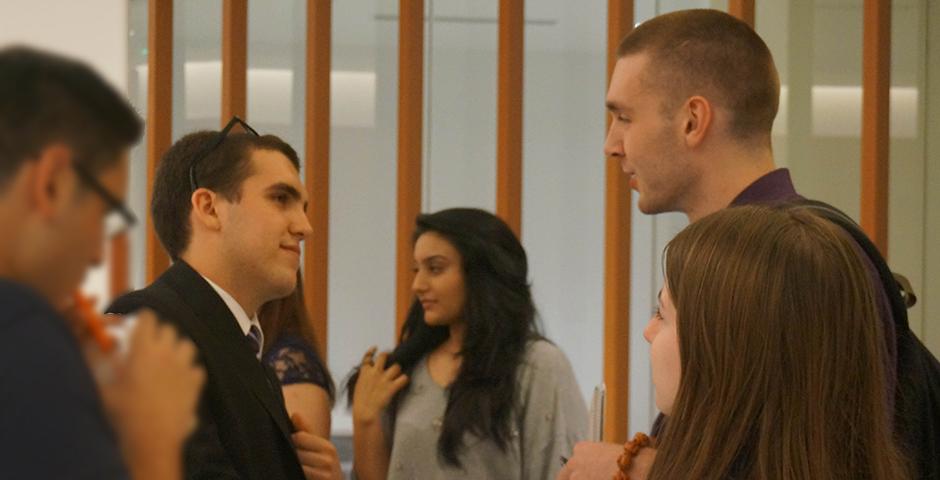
[0,47,205,480]
[107,119,341,480]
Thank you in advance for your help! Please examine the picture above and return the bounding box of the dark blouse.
[262,334,330,389]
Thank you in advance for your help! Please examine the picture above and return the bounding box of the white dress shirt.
[201,275,264,360]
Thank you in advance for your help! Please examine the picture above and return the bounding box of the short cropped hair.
[0,46,142,190]
[151,131,301,260]
[617,9,780,143]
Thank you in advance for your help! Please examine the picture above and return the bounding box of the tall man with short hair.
[109,123,341,479]
[0,46,204,480]
[559,9,937,479]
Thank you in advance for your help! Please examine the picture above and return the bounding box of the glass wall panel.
[887,0,928,342]
[425,0,499,212]
[329,0,399,438]
[775,1,864,216]
[247,1,307,149]
[925,0,940,355]
[174,1,224,136]
[521,0,606,412]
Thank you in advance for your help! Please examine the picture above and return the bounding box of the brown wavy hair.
[650,205,908,479]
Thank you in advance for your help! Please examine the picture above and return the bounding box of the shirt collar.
[200,275,264,358]
[729,168,802,206]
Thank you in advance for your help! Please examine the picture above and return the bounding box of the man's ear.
[681,95,713,149]
[191,188,222,231]
[28,144,75,218]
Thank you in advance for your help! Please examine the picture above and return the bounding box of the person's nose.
[643,317,658,344]
[603,123,624,160]
[412,269,428,295]
[292,208,313,239]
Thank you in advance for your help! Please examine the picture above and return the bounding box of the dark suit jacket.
[108,261,305,480]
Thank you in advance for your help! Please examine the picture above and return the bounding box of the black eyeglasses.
[72,163,137,237]
[188,116,260,192]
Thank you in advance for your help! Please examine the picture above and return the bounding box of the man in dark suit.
[109,123,341,480]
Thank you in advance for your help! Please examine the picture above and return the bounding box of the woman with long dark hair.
[606,205,908,479]
[348,208,587,479]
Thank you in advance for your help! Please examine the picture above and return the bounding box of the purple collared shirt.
[729,168,803,206]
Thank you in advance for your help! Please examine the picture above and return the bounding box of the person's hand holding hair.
[351,347,409,425]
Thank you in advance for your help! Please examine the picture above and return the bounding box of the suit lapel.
[159,262,295,441]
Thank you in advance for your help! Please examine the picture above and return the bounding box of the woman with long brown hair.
[259,271,335,438]
[619,205,908,479]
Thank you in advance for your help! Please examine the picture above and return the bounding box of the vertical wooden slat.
[304,0,331,360]
[110,234,129,298]
[396,0,424,337]
[221,0,248,123]
[728,0,755,28]
[496,0,524,237]
[604,0,633,445]
[146,0,173,282]
[861,0,891,256]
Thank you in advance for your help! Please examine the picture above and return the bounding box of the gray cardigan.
[384,339,588,479]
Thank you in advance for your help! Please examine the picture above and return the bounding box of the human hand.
[292,414,343,480]
[626,446,656,480]
[99,310,204,463]
[556,441,622,480]
[351,347,409,426]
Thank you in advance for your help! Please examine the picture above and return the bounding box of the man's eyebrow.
[265,182,304,200]
[606,101,632,115]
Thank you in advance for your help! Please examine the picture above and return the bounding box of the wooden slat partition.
[222,0,248,122]
[496,0,524,237]
[396,0,425,336]
[728,0,755,28]
[603,0,633,445]
[304,0,332,359]
[861,0,891,256]
[146,0,173,282]
[110,234,129,298]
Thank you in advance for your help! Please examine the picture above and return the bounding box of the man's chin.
[636,200,659,215]
[637,197,675,216]
[268,273,298,299]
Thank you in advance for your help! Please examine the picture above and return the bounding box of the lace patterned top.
[262,334,330,389]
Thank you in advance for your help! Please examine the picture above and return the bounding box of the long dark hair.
[260,271,335,401]
[346,208,541,466]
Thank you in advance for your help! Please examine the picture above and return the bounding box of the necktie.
[246,324,262,358]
